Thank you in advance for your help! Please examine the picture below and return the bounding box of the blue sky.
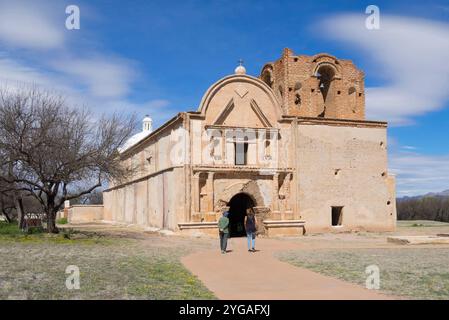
[0,0,449,196]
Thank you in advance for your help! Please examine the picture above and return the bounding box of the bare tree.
[0,87,136,233]
[0,160,21,224]
[397,196,449,223]
[0,189,16,223]
[70,189,104,205]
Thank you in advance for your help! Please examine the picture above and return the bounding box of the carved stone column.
[192,172,201,214]
[206,172,215,213]
[284,172,292,211]
[272,173,279,213]
[280,172,292,220]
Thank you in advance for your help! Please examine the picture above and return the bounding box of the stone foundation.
[263,220,305,237]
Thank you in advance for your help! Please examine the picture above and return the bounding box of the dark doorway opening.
[331,206,343,226]
[228,193,254,237]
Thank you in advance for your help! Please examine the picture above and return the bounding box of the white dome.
[118,130,152,153]
[118,114,153,153]
[235,65,246,75]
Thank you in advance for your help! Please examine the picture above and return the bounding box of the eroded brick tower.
[260,48,365,120]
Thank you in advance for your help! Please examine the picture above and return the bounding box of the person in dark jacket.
[244,208,257,252]
[218,211,230,254]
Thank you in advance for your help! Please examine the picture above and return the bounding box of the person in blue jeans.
[244,208,257,252]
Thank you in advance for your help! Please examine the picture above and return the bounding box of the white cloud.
[0,1,64,49]
[0,54,76,95]
[51,56,137,98]
[0,1,169,128]
[321,14,449,125]
[0,53,171,128]
[401,145,417,151]
[390,151,449,196]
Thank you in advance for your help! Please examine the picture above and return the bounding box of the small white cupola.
[235,59,246,75]
[142,115,153,132]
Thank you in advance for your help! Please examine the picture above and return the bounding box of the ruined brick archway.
[214,180,265,212]
[214,180,271,235]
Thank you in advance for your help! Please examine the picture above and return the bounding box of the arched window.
[316,65,335,103]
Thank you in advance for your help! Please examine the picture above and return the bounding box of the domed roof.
[234,65,246,75]
[118,130,152,153]
[143,115,152,122]
[118,115,153,153]
[234,59,246,75]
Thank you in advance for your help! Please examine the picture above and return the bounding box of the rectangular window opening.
[331,206,343,226]
[234,142,248,165]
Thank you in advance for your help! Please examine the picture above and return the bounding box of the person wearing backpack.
[244,208,257,252]
[218,211,230,254]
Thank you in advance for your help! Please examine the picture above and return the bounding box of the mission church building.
[102,48,397,236]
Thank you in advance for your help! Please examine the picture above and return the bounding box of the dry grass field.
[278,220,449,299]
[0,222,215,300]
[2,220,449,300]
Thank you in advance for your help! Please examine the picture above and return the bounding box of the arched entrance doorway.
[228,193,254,237]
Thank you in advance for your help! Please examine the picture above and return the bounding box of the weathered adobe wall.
[103,117,187,230]
[296,123,396,233]
[190,118,292,169]
[110,118,186,188]
[103,167,185,230]
[67,205,104,223]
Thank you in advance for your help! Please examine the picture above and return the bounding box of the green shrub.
[26,226,44,234]
[0,221,22,235]
[57,217,68,225]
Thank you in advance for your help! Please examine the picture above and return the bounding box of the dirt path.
[181,237,394,300]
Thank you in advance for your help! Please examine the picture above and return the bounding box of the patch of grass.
[0,228,215,300]
[0,222,22,235]
[398,220,449,228]
[119,256,215,299]
[278,248,449,300]
[0,224,114,246]
[57,217,68,225]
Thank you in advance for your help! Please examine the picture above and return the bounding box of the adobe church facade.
[102,48,397,236]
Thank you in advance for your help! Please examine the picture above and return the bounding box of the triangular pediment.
[212,98,272,128]
[213,99,235,125]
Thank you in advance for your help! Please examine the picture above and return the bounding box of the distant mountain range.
[398,189,449,201]
[424,189,449,197]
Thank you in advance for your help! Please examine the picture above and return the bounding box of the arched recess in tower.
[316,65,337,117]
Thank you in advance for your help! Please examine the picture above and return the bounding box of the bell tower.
[260,48,365,120]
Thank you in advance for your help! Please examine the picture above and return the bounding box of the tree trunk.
[47,209,59,234]
[0,197,11,222]
[14,194,25,229]
[2,209,12,223]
